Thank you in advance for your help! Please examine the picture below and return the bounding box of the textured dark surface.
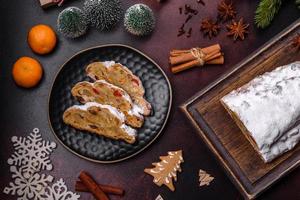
[49,45,171,162]
[0,0,300,200]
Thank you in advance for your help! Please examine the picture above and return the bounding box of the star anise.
[226,18,249,41]
[200,18,220,39]
[217,0,236,22]
[292,33,300,50]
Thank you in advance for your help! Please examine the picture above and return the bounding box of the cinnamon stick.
[169,44,221,65]
[170,44,220,55]
[171,55,224,74]
[170,50,221,73]
[75,181,124,196]
[170,49,186,54]
[171,59,200,73]
[206,56,224,65]
[205,51,222,61]
[79,171,110,200]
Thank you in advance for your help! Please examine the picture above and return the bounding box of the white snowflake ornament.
[3,128,80,200]
[3,166,53,200]
[7,128,56,177]
[42,178,80,200]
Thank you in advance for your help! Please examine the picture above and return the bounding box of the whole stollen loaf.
[221,61,300,162]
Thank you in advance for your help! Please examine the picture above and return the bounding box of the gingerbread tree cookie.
[199,169,214,186]
[144,150,184,191]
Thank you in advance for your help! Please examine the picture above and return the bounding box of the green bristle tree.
[83,0,123,31]
[124,4,156,36]
[57,7,88,38]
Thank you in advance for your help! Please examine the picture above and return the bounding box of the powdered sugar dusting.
[121,124,137,136]
[128,104,144,117]
[221,61,300,162]
[72,102,126,122]
[102,61,116,68]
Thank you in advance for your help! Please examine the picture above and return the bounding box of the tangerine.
[12,57,43,88]
[28,24,57,55]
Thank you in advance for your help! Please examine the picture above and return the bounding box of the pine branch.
[296,0,300,9]
[255,0,282,28]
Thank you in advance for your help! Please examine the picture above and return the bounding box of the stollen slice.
[86,61,152,116]
[63,102,137,144]
[71,80,144,128]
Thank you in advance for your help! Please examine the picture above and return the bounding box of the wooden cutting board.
[181,19,300,199]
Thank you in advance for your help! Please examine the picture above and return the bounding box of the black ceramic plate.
[48,44,172,163]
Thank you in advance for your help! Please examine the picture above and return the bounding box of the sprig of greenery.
[296,0,300,9]
[255,0,282,29]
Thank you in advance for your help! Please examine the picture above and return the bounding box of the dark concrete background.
[0,0,299,199]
